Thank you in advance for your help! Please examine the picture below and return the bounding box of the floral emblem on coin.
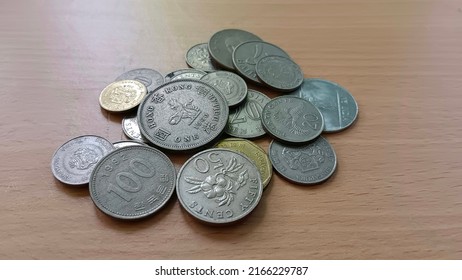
[282,145,325,172]
[185,157,249,207]
[69,148,99,170]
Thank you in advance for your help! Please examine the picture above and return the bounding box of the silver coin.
[262,96,324,144]
[255,55,303,92]
[186,43,220,72]
[225,89,270,138]
[122,115,146,142]
[115,68,164,93]
[232,41,290,84]
[89,146,176,219]
[176,148,263,224]
[164,69,207,82]
[208,29,262,70]
[113,140,147,149]
[289,78,359,132]
[51,135,115,185]
[138,79,229,151]
[200,71,247,107]
[269,137,337,184]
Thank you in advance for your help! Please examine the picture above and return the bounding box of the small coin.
[122,115,146,142]
[138,79,229,151]
[164,69,207,82]
[256,55,303,92]
[225,89,270,138]
[99,80,147,112]
[186,43,220,72]
[51,135,115,185]
[115,68,164,93]
[89,145,176,219]
[215,138,272,189]
[232,41,290,84]
[262,96,324,144]
[176,148,263,224]
[289,78,359,132]
[269,137,337,184]
[208,29,262,70]
[200,71,247,107]
[113,140,147,149]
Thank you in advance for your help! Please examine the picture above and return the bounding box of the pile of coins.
[51,29,358,224]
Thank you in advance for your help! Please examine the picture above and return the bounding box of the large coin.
[89,146,176,219]
[164,69,207,82]
[186,43,220,72]
[51,135,115,185]
[255,55,303,92]
[289,78,359,132]
[262,96,324,144]
[99,80,147,112]
[225,89,270,138]
[115,68,164,94]
[122,115,146,142]
[232,41,290,84]
[200,71,247,107]
[269,137,337,184]
[208,29,262,70]
[138,80,229,151]
[214,138,272,189]
[176,148,263,224]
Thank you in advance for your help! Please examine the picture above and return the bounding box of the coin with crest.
[115,68,164,94]
[186,43,220,72]
[99,80,147,112]
[176,148,263,224]
[255,55,303,92]
[200,71,247,107]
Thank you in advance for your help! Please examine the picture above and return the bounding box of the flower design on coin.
[69,147,99,170]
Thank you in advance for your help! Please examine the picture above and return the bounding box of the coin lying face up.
[200,71,247,107]
[255,55,303,92]
[89,146,176,219]
[186,43,220,73]
[99,80,147,112]
[115,68,164,94]
[177,148,263,224]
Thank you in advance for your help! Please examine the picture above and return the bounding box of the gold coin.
[215,138,272,189]
[99,80,147,112]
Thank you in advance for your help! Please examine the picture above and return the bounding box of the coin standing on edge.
[51,135,115,185]
[89,146,176,220]
[289,78,359,132]
[186,43,220,72]
[200,71,247,107]
[122,115,146,142]
[255,55,303,92]
[164,69,207,82]
[262,96,324,144]
[269,137,337,185]
[115,68,164,94]
[138,79,229,151]
[214,138,272,189]
[99,80,147,112]
[177,148,263,224]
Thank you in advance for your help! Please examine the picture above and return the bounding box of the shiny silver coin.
[232,41,290,84]
[225,89,270,138]
[51,135,115,185]
[89,146,176,219]
[200,71,247,107]
[164,69,207,82]
[255,55,303,92]
[262,96,324,144]
[269,137,337,184]
[289,78,359,132]
[115,68,164,93]
[138,79,229,151]
[186,43,220,72]
[176,148,263,224]
[122,115,146,142]
[208,29,262,70]
[113,140,147,149]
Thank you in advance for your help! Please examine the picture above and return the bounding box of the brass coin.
[99,80,147,112]
[214,138,272,189]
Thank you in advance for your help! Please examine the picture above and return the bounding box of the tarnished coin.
[164,69,207,82]
[99,80,147,112]
[262,96,324,144]
[200,71,247,107]
[89,146,176,219]
[138,79,229,151]
[215,138,272,189]
[122,115,146,142]
[208,29,262,70]
[225,89,270,138]
[269,137,337,184]
[186,43,220,72]
[232,41,290,84]
[51,135,115,185]
[115,68,164,93]
[113,140,147,149]
[256,55,303,92]
[289,78,359,132]
[177,148,263,224]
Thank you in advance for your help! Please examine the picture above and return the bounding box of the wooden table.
[1,0,461,259]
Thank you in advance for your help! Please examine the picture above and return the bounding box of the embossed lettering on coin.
[122,115,146,142]
[164,69,207,82]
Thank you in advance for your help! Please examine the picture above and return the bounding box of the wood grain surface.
[1,0,461,259]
